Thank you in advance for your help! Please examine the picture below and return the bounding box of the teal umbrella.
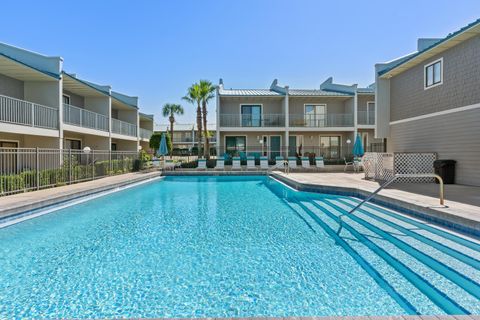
[353,133,364,157]
[156,133,168,157]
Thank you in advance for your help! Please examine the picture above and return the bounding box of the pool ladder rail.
[348,173,445,215]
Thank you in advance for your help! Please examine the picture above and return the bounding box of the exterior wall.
[24,81,60,108]
[84,96,109,116]
[0,73,24,99]
[288,96,352,115]
[388,108,480,186]
[139,119,154,131]
[63,131,110,150]
[219,131,285,149]
[0,132,57,148]
[390,35,480,121]
[63,90,85,107]
[219,96,284,115]
[111,139,137,151]
[357,94,375,112]
[116,109,137,124]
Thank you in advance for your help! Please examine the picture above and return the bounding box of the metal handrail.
[348,173,445,215]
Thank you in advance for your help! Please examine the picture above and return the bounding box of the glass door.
[288,136,297,157]
[320,136,340,159]
[305,104,326,127]
[241,105,262,127]
[269,136,281,160]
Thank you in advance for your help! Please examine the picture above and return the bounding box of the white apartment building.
[216,78,383,160]
[0,42,153,152]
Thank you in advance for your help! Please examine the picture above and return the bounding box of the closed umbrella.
[156,133,169,167]
[353,133,364,157]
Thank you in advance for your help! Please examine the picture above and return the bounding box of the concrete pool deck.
[272,171,480,235]
[0,171,162,219]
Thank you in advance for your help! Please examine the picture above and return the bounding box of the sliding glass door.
[241,105,262,127]
[305,104,326,127]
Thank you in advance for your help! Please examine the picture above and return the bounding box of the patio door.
[241,105,262,127]
[305,104,327,127]
[288,135,304,156]
[269,136,281,160]
[320,136,341,159]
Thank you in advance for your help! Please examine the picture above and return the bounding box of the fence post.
[35,147,39,190]
[109,150,112,175]
[69,148,72,184]
[92,149,95,180]
[31,103,35,127]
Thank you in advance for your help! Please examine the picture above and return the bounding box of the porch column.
[284,86,289,157]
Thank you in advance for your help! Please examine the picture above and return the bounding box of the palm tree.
[162,103,184,157]
[182,84,203,156]
[199,80,216,158]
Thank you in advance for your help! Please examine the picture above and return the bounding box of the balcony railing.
[0,94,58,129]
[220,114,285,127]
[358,111,375,125]
[63,103,109,132]
[111,118,137,137]
[289,113,353,127]
[139,128,153,139]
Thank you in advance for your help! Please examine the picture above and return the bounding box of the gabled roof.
[378,18,480,78]
[288,89,351,96]
[218,88,283,96]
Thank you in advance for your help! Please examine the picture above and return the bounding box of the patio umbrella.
[353,133,364,157]
[156,133,169,168]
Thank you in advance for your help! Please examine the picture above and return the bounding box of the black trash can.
[433,160,456,184]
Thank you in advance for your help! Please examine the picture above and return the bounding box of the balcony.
[139,128,153,140]
[220,114,285,127]
[111,118,137,137]
[289,113,353,127]
[63,103,109,132]
[357,111,375,125]
[0,94,58,130]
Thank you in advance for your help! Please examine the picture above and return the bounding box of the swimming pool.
[0,175,479,318]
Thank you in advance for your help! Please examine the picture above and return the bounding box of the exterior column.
[216,85,221,157]
[284,86,289,157]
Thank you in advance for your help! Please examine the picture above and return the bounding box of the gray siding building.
[375,19,480,186]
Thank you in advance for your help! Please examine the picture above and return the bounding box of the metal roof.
[219,88,283,96]
[155,123,216,132]
[62,72,110,97]
[288,89,352,96]
[111,91,138,109]
[379,18,480,77]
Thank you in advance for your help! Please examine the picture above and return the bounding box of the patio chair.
[164,159,176,171]
[288,157,298,170]
[315,156,325,170]
[344,157,354,172]
[354,156,364,173]
[214,159,225,171]
[246,156,257,170]
[301,157,312,170]
[274,156,285,170]
[232,157,242,170]
[260,156,269,171]
[197,159,207,170]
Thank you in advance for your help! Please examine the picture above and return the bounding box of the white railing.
[111,118,137,137]
[219,114,285,127]
[358,111,375,125]
[63,103,109,132]
[0,94,58,129]
[139,128,153,139]
[289,113,354,127]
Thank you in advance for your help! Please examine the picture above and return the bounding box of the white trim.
[223,134,247,153]
[304,103,327,128]
[424,57,443,90]
[239,103,263,127]
[0,139,20,147]
[390,102,480,125]
[62,93,71,104]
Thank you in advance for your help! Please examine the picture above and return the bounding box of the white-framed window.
[62,94,71,104]
[424,58,443,90]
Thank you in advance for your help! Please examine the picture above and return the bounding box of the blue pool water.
[0,176,479,318]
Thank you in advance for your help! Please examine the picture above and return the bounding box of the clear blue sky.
[1,0,479,124]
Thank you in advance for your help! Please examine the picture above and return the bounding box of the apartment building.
[155,123,217,153]
[0,42,153,152]
[216,78,383,160]
[375,19,480,186]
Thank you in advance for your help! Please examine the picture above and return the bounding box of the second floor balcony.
[357,111,375,125]
[63,103,109,132]
[139,128,153,140]
[289,113,354,127]
[0,94,58,130]
[219,114,285,127]
[111,118,137,137]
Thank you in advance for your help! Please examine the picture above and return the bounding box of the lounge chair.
[197,159,207,170]
[246,156,256,170]
[260,156,269,171]
[288,157,298,170]
[164,159,176,171]
[354,156,363,173]
[315,156,325,170]
[214,159,224,171]
[344,157,354,172]
[232,157,242,170]
[301,157,312,170]
[275,156,285,170]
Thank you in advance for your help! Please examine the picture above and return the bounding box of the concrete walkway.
[0,171,162,219]
[273,171,480,235]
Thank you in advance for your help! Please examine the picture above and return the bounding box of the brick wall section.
[390,35,480,121]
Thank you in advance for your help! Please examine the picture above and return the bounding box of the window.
[65,139,81,150]
[320,136,340,159]
[424,58,443,89]
[63,94,70,105]
[305,104,327,127]
[111,143,117,151]
[241,105,262,127]
[225,136,246,156]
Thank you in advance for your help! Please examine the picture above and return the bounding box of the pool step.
[314,199,480,314]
